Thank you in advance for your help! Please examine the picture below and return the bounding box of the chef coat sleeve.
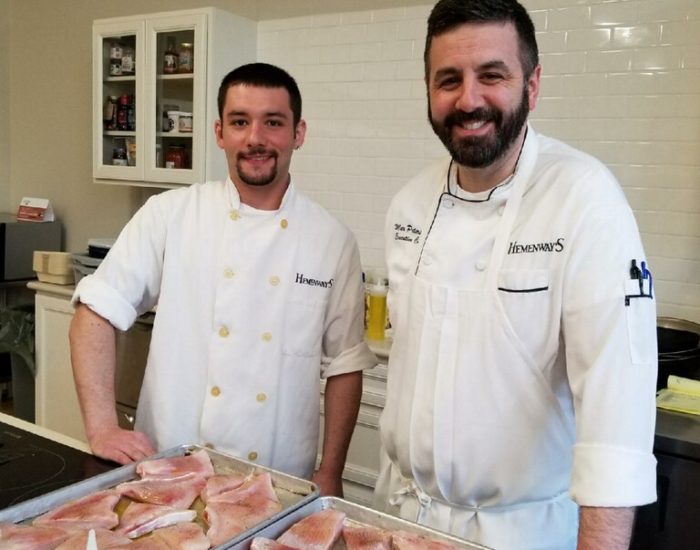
[71,193,170,331]
[563,196,657,507]
[320,233,377,379]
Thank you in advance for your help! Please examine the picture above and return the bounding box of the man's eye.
[436,77,460,89]
[267,120,283,127]
[230,119,246,127]
[482,73,504,83]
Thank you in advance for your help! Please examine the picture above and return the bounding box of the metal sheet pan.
[227,496,493,550]
[0,444,318,549]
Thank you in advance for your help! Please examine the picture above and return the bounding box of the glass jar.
[178,43,193,73]
[165,145,187,169]
[112,147,128,166]
[163,36,178,75]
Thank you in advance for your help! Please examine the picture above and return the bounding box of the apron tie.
[389,478,433,523]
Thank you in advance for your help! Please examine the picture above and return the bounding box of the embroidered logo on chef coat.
[295,273,334,288]
[393,222,421,243]
[508,238,565,255]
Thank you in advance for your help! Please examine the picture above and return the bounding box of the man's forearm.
[69,303,119,438]
[318,371,363,476]
[578,506,635,550]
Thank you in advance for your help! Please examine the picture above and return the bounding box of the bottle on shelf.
[163,36,179,75]
[127,95,136,132]
[178,42,193,73]
[116,94,130,131]
[103,95,118,131]
[112,145,128,166]
[121,45,135,75]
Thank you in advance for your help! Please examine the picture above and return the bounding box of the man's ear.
[294,119,307,149]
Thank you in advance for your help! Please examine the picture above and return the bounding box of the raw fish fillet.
[208,472,278,505]
[200,473,249,503]
[343,523,392,549]
[391,530,459,549]
[114,502,196,539]
[277,509,346,550]
[204,492,282,547]
[150,522,209,550]
[54,527,132,549]
[136,449,214,480]
[116,472,206,508]
[250,538,297,549]
[32,490,121,530]
[0,522,70,549]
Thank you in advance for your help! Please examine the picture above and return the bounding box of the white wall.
[258,0,700,323]
[0,1,10,212]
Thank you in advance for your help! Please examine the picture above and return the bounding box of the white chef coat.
[373,126,657,550]
[73,178,376,478]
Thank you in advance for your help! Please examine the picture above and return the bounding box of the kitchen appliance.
[656,317,700,390]
[0,213,61,281]
[0,420,115,509]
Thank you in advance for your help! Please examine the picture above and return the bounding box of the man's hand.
[88,426,156,465]
[312,468,344,497]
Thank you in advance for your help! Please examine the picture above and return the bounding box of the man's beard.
[429,86,530,168]
[236,148,279,186]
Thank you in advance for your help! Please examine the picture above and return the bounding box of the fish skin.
[250,537,297,550]
[115,502,196,539]
[136,449,215,480]
[343,523,392,550]
[0,522,70,550]
[277,509,346,550]
[31,490,121,531]
[207,472,278,505]
[200,473,249,504]
[116,472,206,509]
[204,494,281,547]
[54,527,132,550]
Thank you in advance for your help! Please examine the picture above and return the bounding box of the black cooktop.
[0,421,117,510]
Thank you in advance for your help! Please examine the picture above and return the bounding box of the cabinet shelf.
[157,132,193,138]
[104,75,136,82]
[104,131,136,137]
[157,73,194,81]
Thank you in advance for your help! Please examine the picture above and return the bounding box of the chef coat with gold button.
[373,126,657,550]
[73,178,375,478]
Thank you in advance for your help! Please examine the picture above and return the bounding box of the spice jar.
[178,43,193,73]
[165,145,187,169]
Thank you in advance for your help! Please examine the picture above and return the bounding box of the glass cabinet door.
[144,14,207,185]
[93,21,144,181]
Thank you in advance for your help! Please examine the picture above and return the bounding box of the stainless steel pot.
[656,317,700,390]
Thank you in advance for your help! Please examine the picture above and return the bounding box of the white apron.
[375,137,579,550]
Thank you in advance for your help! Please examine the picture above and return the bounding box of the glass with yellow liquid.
[366,281,388,341]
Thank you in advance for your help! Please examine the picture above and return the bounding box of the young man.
[70,63,376,496]
[372,1,657,548]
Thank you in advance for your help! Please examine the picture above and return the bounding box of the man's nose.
[455,78,483,113]
[246,121,265,146]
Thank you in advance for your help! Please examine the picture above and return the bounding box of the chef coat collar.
[225,175,297,214]
[446,124,532,203]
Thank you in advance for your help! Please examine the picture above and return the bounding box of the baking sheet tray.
[227,495,493,550]
[0,444,318,549]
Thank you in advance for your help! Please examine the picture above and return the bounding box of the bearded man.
[372,1,658,549]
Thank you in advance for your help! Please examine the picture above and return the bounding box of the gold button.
[280,219,288,229]
[229,210,240,221]
[204,442,215,449]
[269,275,280,286]
[261,332,272,342]
[219,326,230,338]
[223,268,235,279]
[211,386,221,397]
[256,393,267,402]
[248,451,258,461]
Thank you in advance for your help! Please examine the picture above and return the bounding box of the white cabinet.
[30,284,87,443]
[92,8,256,188]
[319,359,387,505]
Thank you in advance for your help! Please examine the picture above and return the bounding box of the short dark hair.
[217,63,302,126]
[424,0,539,79]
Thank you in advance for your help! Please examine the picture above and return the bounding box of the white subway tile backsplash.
[259,0,700,321]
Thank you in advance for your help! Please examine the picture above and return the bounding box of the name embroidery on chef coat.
[295,273,334,288]
[393,223,422,243]
[508,238,565,255]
